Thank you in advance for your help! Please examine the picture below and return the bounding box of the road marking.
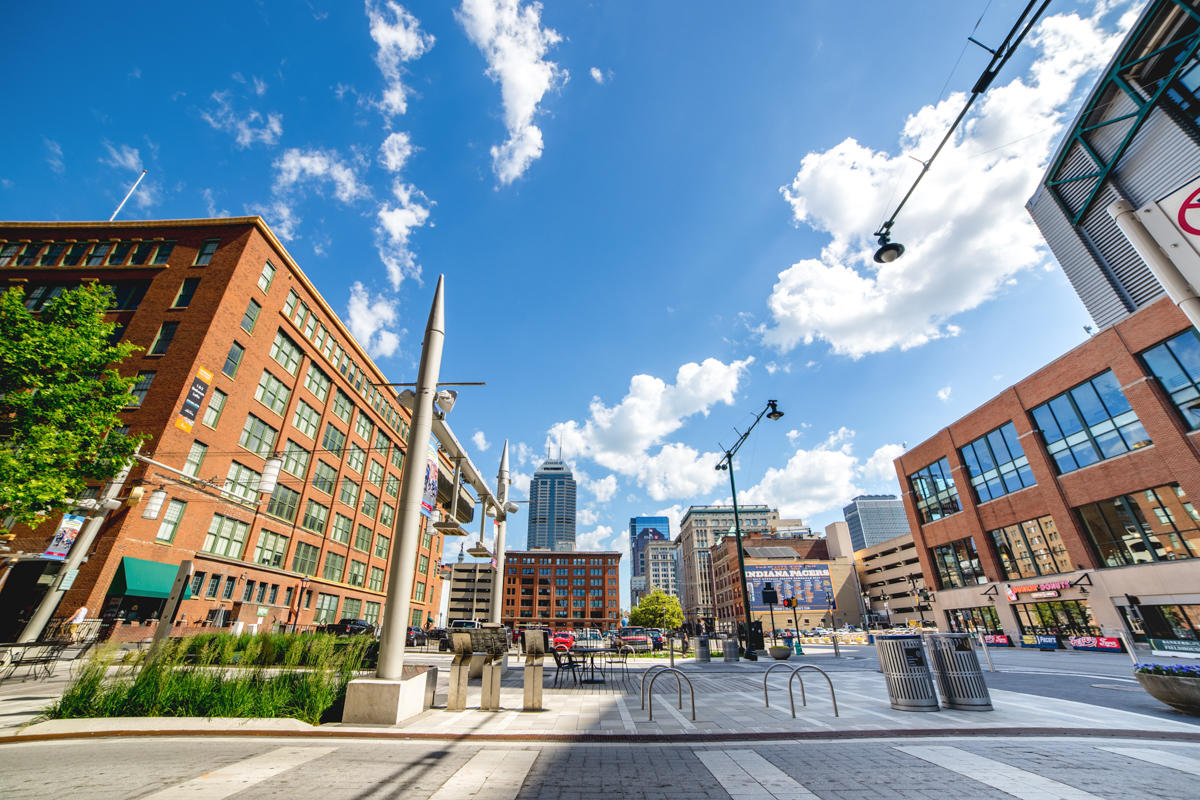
[140,746,337,799]
[895,745,1102,800]
[699,749,819,799]
[428,749,538,800]
[654,690,696,730]
[734,691,835,729]
[1099,747,1200,776]
[613,694,637,732]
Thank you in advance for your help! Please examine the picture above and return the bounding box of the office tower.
[842,495,911,551]
[526,458,577,551]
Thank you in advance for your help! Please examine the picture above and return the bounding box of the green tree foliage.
[629,589,684,631]
[0,283,145,530]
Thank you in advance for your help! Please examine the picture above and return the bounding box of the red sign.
[983,634,1011,646]
[1068,635,1123,652]
[1178,186,1200,236]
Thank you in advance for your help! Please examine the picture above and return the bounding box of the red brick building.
[501,550,621,633]
[895,298,1200,654]
[0,218,474,640]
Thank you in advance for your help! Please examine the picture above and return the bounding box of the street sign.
[1138,173,1200,293]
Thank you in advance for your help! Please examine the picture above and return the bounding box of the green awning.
[107,557,192,599]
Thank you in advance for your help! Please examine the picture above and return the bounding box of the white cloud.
[274,147,368,203]
[764,361,790,375]
[516,441,535,467]
[345,281,402,358]
[472,430,491,452]
[379,131,414,173]
[44,138,64,173]
[584,474,618,503]
[375,181,432,288]
[763,9,1125,359]
[366,0,434,119]
[548,357,752,501]
[100,142,143,172]
[589,66,605,84]
[652,504,687,538]
[577,507,600,527]
[202,188,230,218]
[253,76,268,96]
[510,470,531,497]
[201,90,282,148]
[248,199,302,240]
[577,524,614,552]
[456,0,567,184]
[738,430,902,519]
[936,386,952,402]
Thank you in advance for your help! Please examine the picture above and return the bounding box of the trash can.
[924,633,992,711]
[697,636,711,663]
[875,635,939,711]
[723,636,739,662]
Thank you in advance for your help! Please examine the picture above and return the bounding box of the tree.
[629,589,684,631]
[0,283,145,532]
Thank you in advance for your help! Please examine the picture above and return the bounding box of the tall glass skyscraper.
[629,516,669,605]
[842,494,910,551]
[526,458,577,551]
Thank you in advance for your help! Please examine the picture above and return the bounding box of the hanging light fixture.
[259,454,283,496]
[141,488,168,520]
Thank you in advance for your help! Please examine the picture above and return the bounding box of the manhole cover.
[1090,683,1143,692]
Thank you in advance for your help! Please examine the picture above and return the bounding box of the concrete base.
[523,663,544,711]
[447,664,470,711]
[342,667,437,726]
[480,662,502,711]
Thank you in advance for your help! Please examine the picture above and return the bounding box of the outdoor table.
[570,646,614,684]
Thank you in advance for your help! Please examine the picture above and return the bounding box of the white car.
[575,628,605,650]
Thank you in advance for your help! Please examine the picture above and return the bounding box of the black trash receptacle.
[924,633,992,711]
[875,634,939,711]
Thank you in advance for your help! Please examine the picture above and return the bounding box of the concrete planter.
[1135,672,1200,716]
[768,646,792,660]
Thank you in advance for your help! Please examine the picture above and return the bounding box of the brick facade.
[500,550,621,633]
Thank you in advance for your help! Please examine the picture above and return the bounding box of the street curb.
[3,726,1200,746]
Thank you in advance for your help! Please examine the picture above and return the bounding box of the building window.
[240,299,261,333]
[202,389,227,429]
[374,534,390,558]
[173,277,200,308]
[360,490,379,520]
[183,440,208,478]
[961,422,1036,503]
[366,460,384,487]
[1077,484,1200,566]
[242,581,256,603]
[1013,599,1097,636]
[304,364,331,403]
[414,581,426,602]
[222,576,237,600]
[292,542,320,575]
[390,444,405,471]
[84,242,112,266]
[254,370,291,416]
[417,555,429,575]
[385,474,400,498]
[194,238,219,266]
[301,499,329,534]
[354,524,372,552]
[292,400,320,439]
[1031,370,1152,475]
[331,513,353,544]
[348,560,366,587]
[253,530,289,568]
[379,502,395,528]
[190,572,206,597]
[127,241,156,265]
[222,341,245,378]
[369,567,385,592]
[284,289,299,317]
[312,461,337,494]
[364,600,381,623]
[339,477,359,508]
[944,606,1002,634]
[224,461,261,502]
[341,597,362,619]
[332,390,353,423]
[930,536,987,589]
[265,484,300,522]
[908,457,960,524]
[323,551,346,582]
[269,330,303,376]
[153,241,175,264]
[107,241,134,265]
[346,443,366,474]
[156,499,186,542]
[354,413,373,442]
[258,261,276,293]
[323,423,347,456]
[239,414,278,458]
[1142,329,1200,430]
[202,514,249,558]
[206,575,221,598]
[989,515,1070,580]
[128,371,155,406]
[280,439,310,478]
[314,593,339,624]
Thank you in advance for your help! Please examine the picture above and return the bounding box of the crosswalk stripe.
[140,746,337,799]
[428,749,538,800]
[699,749,819,800]
[1099,746,1200,776]
[894,745,1103,800]
[614,695,637,732]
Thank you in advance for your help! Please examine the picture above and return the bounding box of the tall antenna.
[109,169,148,221]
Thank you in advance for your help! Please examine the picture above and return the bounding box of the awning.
[107,556,192,599]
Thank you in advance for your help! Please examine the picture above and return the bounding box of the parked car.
[406,627,428,646]
[575,628,605,650]
[552,630,576,649]
[324,618,375,636]
[616,626,651,651]
[646,628,666,650]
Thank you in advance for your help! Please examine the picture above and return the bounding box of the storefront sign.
[1009,581,1071,596]
[1029,590,1060,599]
[43,513,86,560]
[58,568,80,591]
[174,367,214,433]
[1020,634,1060,649]
[1149,637,1200,657]
[983,634,1012,646]
[1067,635,1123,652]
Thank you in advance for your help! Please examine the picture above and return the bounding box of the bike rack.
[640,663,681,710]
[787,665,838,718]
[647,667,695,722]
[762,662,795,708]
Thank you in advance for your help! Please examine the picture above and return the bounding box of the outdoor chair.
[551,645,580,688]
[603,645,633,679]
[0,641,68,683]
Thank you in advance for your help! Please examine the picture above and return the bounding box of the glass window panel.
[1071,382,1109,426]
[1049,395,1083,436]
[1091,370,1132,416]
[986,429,1011,464]
[1031,405,1062,442]
[1167,331,1200,383]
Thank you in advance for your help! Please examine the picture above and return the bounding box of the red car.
[552,630,576,649]
[616,626,650,651]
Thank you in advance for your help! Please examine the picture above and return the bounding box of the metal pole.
[376,276,445,681]
[768,603,777,646]
[151,560,194,646]
[976,632,996,672]
[727,462,756,661]
[488,441,510,624]
[109,169,147,221]
[1109,200,1200,331]
[18,459,134,643]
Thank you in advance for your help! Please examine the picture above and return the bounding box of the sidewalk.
[6,646,1199,743]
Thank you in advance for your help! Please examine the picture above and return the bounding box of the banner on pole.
[43,513,87,560]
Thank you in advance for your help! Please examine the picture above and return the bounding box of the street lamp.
[715,399,784,661]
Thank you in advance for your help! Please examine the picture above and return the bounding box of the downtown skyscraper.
[526,458,577,551]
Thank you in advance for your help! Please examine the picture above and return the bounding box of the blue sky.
[0,1,1141,606]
